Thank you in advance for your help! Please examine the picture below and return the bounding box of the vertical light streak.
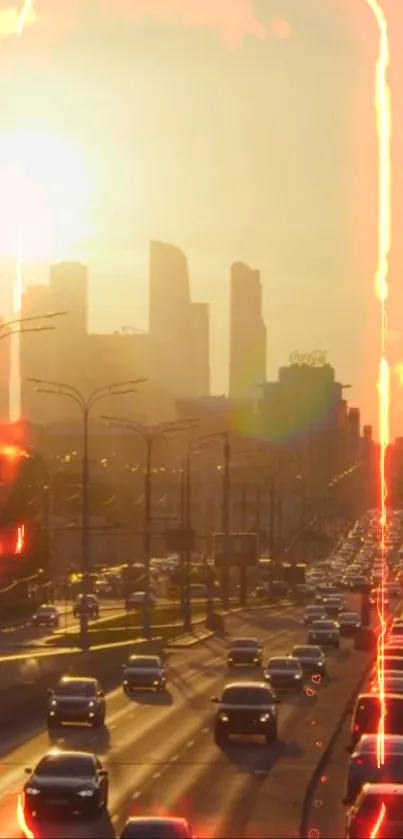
[370,801,386,839]
[364,0,391,783]
[9,1,36,422]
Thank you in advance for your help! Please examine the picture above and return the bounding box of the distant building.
[49,262,88,390]
[229,262,266,400]
[20,285,56,423]
[259,362,346,488]
[346,407,361,464]
[149,240,210,399]
[0,316,10,422]
[190,302,210,396]
[176,394,256,437]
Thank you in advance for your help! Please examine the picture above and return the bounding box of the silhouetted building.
[49,262,88,389]
[190,302,210,396]
[20,285,55,423]
[347,407,361,465]
[0,316,10,422]
[229,262,266,400]
[149,240,209,399]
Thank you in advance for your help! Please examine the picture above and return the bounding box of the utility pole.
[221,432,231,610]
[81,407,90,650]
[239,483,247,606]
[183,452,192,632]
[269,475,276,591]
[143,437,152,639]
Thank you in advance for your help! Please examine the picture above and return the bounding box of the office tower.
[148,240,194,397]
[20,285,56,423]
[346,407,361,464]
[229,262,266,399]
[190,302,210,396]
[49,262,88,395]
[0,316,10,422]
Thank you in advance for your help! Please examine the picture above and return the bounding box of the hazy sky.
[0,0,403,435]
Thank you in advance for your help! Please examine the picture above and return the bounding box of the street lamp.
[0,311,67,342]
[27,378,147,651]
[102,416,198,638]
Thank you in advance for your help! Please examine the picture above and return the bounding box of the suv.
[47,676,106,729]
[348,692,403,750]
[227,638,262,667]
[212,682,278,745]
[73,594,99,619]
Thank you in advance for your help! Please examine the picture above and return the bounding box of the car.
[22,750,108,821]
[122,655,167,692]
[211,682,278,745]
[73,594,99,619]
[47,676,106,729]
[323,597,344,618]
[307,620,340,648]
[291,645,327,676]
[32,605,60,628]
[119,816,194,838]
[227,638,262,667]
[264,656,304,690]
[338,611,362,636]
[348,693,403,750]
[343,734,403,803]
[380,656,403,673]
[125,591,157,610]
[384,643,403,658]
[302,605,327,625]
[345,782,403,838]
[370,673,403,694]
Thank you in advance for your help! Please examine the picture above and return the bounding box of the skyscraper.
[190,302,210,396]
[20,285,55,423]
[149,240,196,398]
[229,262,266,399]
[49,262,88,391]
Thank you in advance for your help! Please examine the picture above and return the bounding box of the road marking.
[202,727,208,733]
[186,740,194,748]
[170,755,179,762]
[132,791,141,799]
[153,771,161,779]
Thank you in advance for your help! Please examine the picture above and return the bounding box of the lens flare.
[16,0,36,36]
[370,801,386,838]
[364,0,391,799]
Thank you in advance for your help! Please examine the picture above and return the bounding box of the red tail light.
[354,724,360,732]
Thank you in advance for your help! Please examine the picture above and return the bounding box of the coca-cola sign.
[289,350,327,367]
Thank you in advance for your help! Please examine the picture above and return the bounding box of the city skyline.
[1,1,403,432]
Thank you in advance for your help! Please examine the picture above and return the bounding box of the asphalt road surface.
[0,597,372,839]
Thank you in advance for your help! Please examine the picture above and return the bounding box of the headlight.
[88,701,95,708]
[153,680,160,686]
[50,700,57,707]
[228,657,233,662]
[259,714,271,723]
[26,788,40,795]
[294,673,302,679]
[78,789,94,797]
[219,713,229,722]
[123,680,128,685]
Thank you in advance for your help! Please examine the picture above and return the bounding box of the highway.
[0,598,371,838]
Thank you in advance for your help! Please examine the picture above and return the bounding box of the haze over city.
[0,0,403,432]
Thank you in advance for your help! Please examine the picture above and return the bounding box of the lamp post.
[102,416,197,639]
[27,378,146,651]
[0,311,67,343]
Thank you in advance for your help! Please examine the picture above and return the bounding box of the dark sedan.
[291,645,327,676]
[344,734,403,804]
[32,605,60,628]
[212,682,278,745]
[22,750,108,821]
[120,817,194,838]
[264,656,304,690]
[227,638,262,667]
[338,611,362,636]
[122,655,167,692]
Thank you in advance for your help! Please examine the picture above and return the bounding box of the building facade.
[229,262,266,400]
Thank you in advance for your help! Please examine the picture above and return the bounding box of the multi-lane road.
[0,599,373,838]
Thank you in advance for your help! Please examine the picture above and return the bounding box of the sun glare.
[0,126,95,262]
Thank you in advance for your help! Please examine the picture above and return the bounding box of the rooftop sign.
[289,350,327,367]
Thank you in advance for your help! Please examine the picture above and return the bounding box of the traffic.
[0,510,400,837]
